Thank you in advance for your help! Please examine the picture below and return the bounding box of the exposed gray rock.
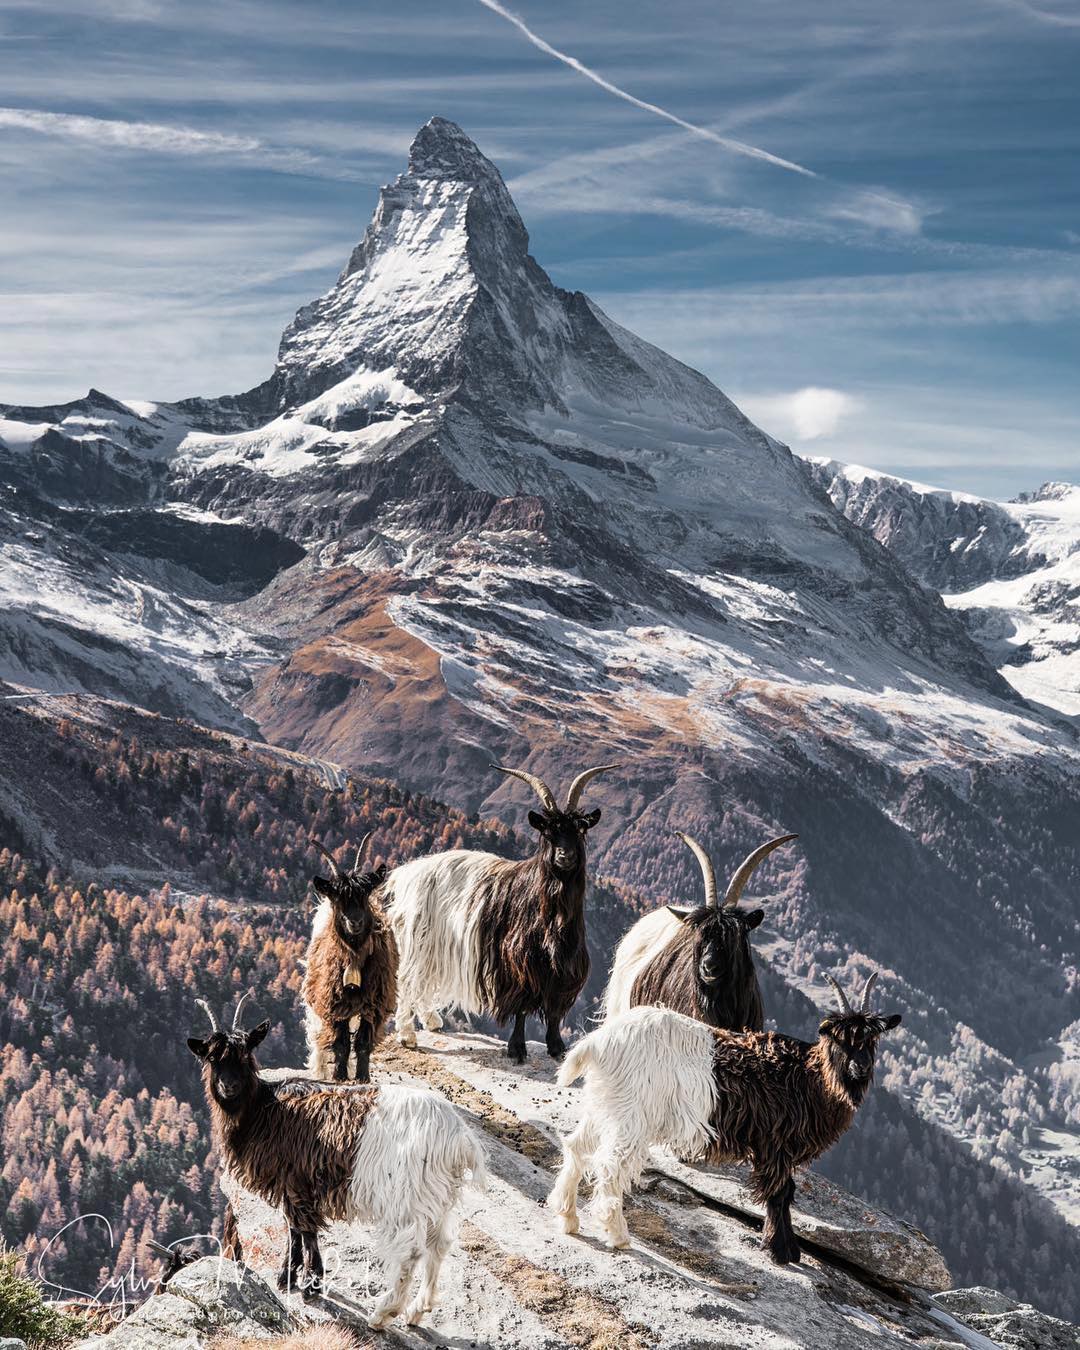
[74,1257,295,1349]
[0,1337,29,1349]
[934,1287,1080,1349]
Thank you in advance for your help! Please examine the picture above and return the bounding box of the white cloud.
[742,387,860,443]
[0,106,372,181]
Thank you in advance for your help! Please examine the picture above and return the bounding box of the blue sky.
[0,0,1077,497]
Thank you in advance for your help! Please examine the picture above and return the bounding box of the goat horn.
[859,971,878,1013]
[352,831,373,873]
[674,831,718,909]
[232,989,255,1031]
[823,973,853,1016]
[723,833,798,908]
[564,763,619,812]
[147,1240,175,1259]
[311,837,342,880]
[490,763,558,813]
[194,998,219,1033]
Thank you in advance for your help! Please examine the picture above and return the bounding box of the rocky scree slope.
[2,119,1080,1300]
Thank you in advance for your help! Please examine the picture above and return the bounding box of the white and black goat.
[603,830,796,1031]
[304,833,397,1083]
[188,994,486,1328]
[549,973,900,1264]
[386,763,617,1063]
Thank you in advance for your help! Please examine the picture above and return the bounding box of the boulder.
[74,1257,296,1349]
[933,1287,1080,1350]
[651,1158,952,1291]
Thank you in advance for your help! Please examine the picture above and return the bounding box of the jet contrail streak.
[475,0,818,179]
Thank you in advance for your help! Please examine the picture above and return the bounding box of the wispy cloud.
[474,0,818,178]
[742,387,861,442]
[0,106,372,181]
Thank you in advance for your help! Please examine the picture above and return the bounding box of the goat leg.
[301,1230,324,1298]
[331,1020,351,1082]
[762,1176,800,1265]
[353,1019,374,1083]
[506,1013,527,1064]
[544,1007,567,1061]
[278,1227,305,1293]
[221,1201,243,1262]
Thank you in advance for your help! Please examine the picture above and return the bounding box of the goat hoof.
[301,1277,324,1301]
[546,1042,566,1061]
[406,1301,431,1325]
[559,1214,579,1235]
[421,1010,443,1031]
[398,1030,417,1049]
[506,1045,527,1064]
[766,1239,801,1265]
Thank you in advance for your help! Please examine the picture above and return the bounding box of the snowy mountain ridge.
[807,457,1080,715]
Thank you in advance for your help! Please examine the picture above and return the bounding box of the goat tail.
[556,1034,596,1088]
[456,1126,489,1193]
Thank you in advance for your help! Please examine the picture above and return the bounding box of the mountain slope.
[807,459,1080,717]
[2,117,1080,1303]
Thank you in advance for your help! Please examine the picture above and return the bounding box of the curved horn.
[490,763,557,814]
[351,831,373,873]
[564,763,619,812]
[859,971,878,1013]
[823,973,853,1016]
[231,989,254,1031]
[194,998,219,1033]
[674,831,718,909]
[147,1240,176,1259]
[723,833,798,908]
[310,837,342,880]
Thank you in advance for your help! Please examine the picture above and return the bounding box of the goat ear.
[187,1037,210,1059]
[667,905,693,922]
[881,1013,902,1031]
[580,808,601,829]
[741,908,765,931]
[527,810,548,832]
[312,877,335,900]
[375,862,388,880]
[246,1020,270,1049]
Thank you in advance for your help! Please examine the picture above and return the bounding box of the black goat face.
[187,1021,269,1111]
[528,808,600,873]
[312,865,387,943]
[667,906,765,986]
[820,1012,902,1099]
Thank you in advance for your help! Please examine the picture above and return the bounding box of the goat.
[603,830,796,1031]
[303,833,398,1083]
[188,993,486,1328]
[387,763,616,1063]
[549,973,900,1264]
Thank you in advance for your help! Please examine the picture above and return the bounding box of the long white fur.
[601,907,684,1022]
[344,1084,487,1327]
[383,850,499,1043]
[548,1005,717,1248]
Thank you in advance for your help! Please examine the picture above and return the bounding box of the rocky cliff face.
[3,119,1080,1306]
[808,460,1080,717]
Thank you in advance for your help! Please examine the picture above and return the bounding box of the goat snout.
[553,848,575,869]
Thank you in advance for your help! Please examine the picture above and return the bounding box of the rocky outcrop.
[933,1287,1080,1349]
[74,1258,295,1349]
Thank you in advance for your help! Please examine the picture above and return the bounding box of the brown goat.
[388,763,617,1063]
[188,994,485,1327]
[551,972,901,1264]
[303,834,397,1083]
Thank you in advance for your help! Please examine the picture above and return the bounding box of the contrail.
[475,0,818,179]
